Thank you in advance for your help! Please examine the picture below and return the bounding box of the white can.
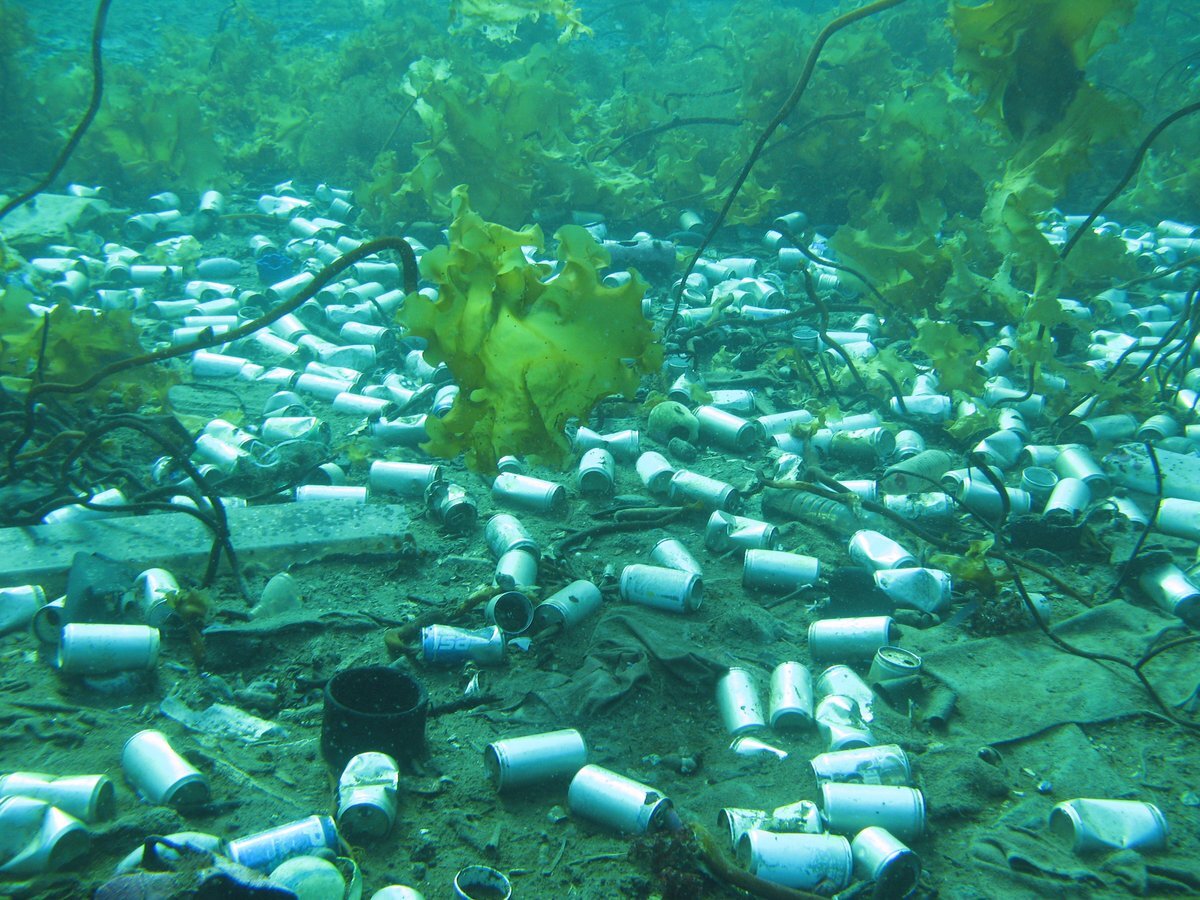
[0,772,115,823]
[851,826,921,898]
[484,513,540,560]
[532,580,602,632]
[122,730,211,809]
[492,473,567,515]
[769,661,814,730]
[57,624,160,675]
[337,752,399,840]
[808,616,897,663]
[820,783,926,841]
[737,830,853,893]
[484,729,587,792]
[619,564,702,613]
[567,765,674,834]
[716,668,765,735]
[0,796,90,876]
[743,550,820,593]
[577,447,616,497]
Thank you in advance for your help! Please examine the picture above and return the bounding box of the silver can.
[1048,798,1168,854]
[650,538,704,576]
[808,616,897,663]
[337,752,399,840]
[868,646,923,684]
[491,473,567,515]
[636,451,675,494]
[484,591,534,635]
[426,482,476,533]
[0,773,115,824]
[577,447,616,497]
[814,694,875,751]
[1043,476,1090,523]
[811,744,911,786]
[0,584,46,636]
[0,796,90,876]
[484,513,540,560]
[667,470,739,512]
[368,461,442,498]
[851,826,921,899]
[122,730,210,809]
[567,765,674,834]
[743,549,820,593]
[848,531,917,572]
[737,830,853,894]
[716,668,766,735]
[58,624,160,675]
[619,564,703,613]
[705,511,780,554]
[484,729,588,792]
[769,661,814,730]
[532,580,602,632]
[815,665,875,721]
[494,548,538,590]
[873,567,952,614]
[820,783,925,842]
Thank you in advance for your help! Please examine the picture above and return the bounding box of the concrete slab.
[0,500,411,593]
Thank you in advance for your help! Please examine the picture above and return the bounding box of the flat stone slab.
[0,500,411,593]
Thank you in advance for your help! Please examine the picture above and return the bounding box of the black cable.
[0,0,115,222]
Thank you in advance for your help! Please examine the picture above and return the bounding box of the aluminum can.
[636,451,675,494]
[294,485,367,503]
[58,624,160,675]
[130,568,179,628]
[851,826,921,898]
[484,513,540,560]
[484,591,534,635]
[532,580,602,631]
[730,735,788,760]
[737,830,853,894]
[705,511,780,554]
[577,447,615,497]
[484,729,587,792]
[650,538,703,576]
[820,783,925,842]
[848,531,916,572]
[717,800,822,850]
[491,473,567,515]
[493,548,537,590]
[1020,466,1059,506]
[426,482,476,532]
[769,661,814,730]
[1136,562,1200,626]
[1048,798,1168,853]
[421,625,505,666]
[814,694,875,751]
[1054,445,1111,496]
[667,470,739,512]
[828,427,894,464]
[893,429,926,460]
[1043,476,1091,523]
[0,796,90,876]
[567,765,674,834]
[811,744,911,787]
[367,461,441,498]
[337,752,399,840]
[716,668,766,735]
[880,449,953,495]
[809,616,897,663]
[743,550,820,593]
[868,646,923,684]
[873,567,952,614]
[122,730,210,808]
[453,866,511,900]
[619,564,702,613]
[0,773,115,824]
[815,665,875,722]
[695,406,763,452]
[881,492,954,522]
[225,815,341,872]
[958,479,1032,522]
[0,584,46,636]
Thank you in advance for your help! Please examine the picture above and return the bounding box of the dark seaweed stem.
[1110,442,1164,601]
[665,0,911,333]
[1059,99,1200,261]
[0,0,113,222]
[595,117,741,163]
